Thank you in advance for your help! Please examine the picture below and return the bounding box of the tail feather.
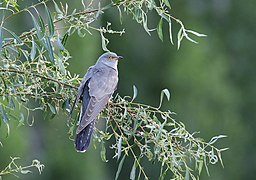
[75,121,95,152]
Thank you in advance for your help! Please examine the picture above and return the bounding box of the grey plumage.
[69,52,122,152]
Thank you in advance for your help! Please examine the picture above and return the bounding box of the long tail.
[75,121,95,152]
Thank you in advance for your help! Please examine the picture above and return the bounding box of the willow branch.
[0,68,77,89]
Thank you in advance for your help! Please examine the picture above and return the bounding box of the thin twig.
[0,68,77,89]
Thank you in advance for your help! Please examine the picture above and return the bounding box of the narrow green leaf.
[185,167,190,180]
[100,142,108,162]
[57,34,65,50]
[57,56,65,75]
[208,135,227,145]
[158,89,170,108]
[204,156,210,176]
[0,104,10,137]
[117,6,123,24]
[115,155,126,180]
[48,103,56,114]
[53,0,63,16]
[163,0,172,9]
[186,29,207,37]
[129,161,136,180]
[157,18,163,41]
[28,11,43,39]
[131,85,138,101]
[220,147,229,152]
[38,15,45,36]
[96,2,102,19]
[44,37,54,64]
[8,97,15,109]
[177,27,183,50]
[20,49,29,60]
[198,160,203,175]
[142,13,151,35]
[162,89,170,101]
[217,150,224,168]
[30,38,36,60]
[133,111,139,134]
[61,33,69,46]
[62,98,70,112]
[117,137,122,160]
[45,5,54,37]
[21,170,32,174]
[18,113,25,126]
[168,19,174,44]
[0,104,8,123]
[100,31,109,51]
[4,27,22,43]
[184,32,198,44]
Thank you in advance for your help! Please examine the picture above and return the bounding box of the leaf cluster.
[0,157,44,178]
[88,92,228,180]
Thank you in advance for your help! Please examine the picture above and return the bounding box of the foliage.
[90,93,228,180]
[0,0,226,179]
[0,157,44,178]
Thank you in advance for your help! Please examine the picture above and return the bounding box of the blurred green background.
[1,0,256,179]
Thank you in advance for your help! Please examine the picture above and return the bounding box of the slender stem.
[3,0,49,22]
[0,68,77,89]
[1,5,104,48]
[109,116,149,180]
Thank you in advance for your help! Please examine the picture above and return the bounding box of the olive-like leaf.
[45,5,54,37]
[185,167,190,180]
[0,104,10,137]
[57,34,65,50]
[177,27,183,50]
[198,160,203,175]
[117,137,122,160]
[30,38,36,60]
[129,161,136,180]
[21,170,32,174]
[44,37,54,64]
[28,11,43,39]
[157,18,163,42]
[131,85,138,102]
[8,97,15,109]
[142,14,151,35]
[4,27,22,44]
[115,155,126,180]
[100,142,108,162]
[61,33,69,46]
[57,56,65,75]
[158,88,170,109]
[168,19,174,44]
[163,0,172,9]
[38,15,45,36]
[186,29,207,37]
[53,0,63,17]
[100,31,109,51]
[48,103,56,114]
[208,135,227,145]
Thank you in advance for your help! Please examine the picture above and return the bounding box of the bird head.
[97,52,123,69]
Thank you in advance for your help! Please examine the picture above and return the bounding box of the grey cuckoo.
[69,52,122,152]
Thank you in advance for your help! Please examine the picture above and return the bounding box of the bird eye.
[108,56,112,60]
